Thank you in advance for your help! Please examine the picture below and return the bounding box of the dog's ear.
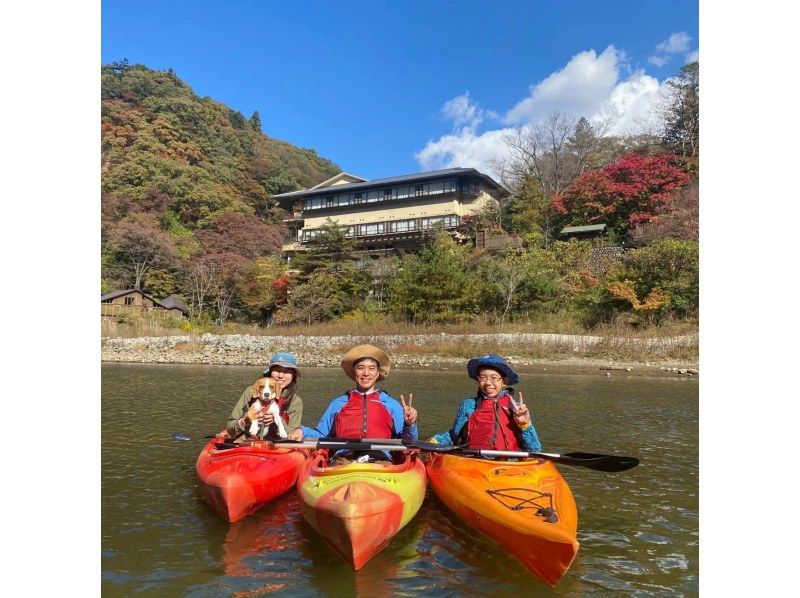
[269,378,281,396]
[251,377,268,399]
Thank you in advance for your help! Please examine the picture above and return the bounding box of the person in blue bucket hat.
[225,351,305,441]
[428,354,541,452]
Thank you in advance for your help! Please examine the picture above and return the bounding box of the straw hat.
[341,344,391,381]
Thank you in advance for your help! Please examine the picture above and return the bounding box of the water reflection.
[102,363,698,596]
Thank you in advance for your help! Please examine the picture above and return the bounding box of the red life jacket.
[277,396,290,425]
[465,393,520,450]
[334,390,394,439]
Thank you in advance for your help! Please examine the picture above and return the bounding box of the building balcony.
[295,215,460,244]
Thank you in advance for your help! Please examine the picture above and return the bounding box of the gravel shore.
[101,333,698,377]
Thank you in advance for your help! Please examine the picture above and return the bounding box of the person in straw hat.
[300,344,418,461]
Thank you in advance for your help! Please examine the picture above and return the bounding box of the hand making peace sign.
[399,393,417,425]
[513,391,530,427]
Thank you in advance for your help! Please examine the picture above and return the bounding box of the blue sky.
[102,0,698,181]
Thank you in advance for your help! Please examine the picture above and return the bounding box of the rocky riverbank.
[101,332,699,377]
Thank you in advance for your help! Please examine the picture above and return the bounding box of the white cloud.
[648,55,669,67]
[656,32,691,54]
[415,127,515,178]
[685,49,699,63]
[604,71,662,135]
[440,92,484,133]
[415,44,667,178]
[504,46,622,126]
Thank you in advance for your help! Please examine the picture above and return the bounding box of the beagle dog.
[245,377,288,439]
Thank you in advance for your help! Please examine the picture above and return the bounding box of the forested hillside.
[101,60,699,332]
[101,61,339,307]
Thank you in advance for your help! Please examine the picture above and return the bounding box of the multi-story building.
[274,167,508,256]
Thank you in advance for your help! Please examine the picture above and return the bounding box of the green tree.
[144,268,181,298]
[250,110,262,132]
[275,263,371,325]
[238,257,288,323]
[387,234,479,323]
[228,109,247,129]
[659,62,699,159]
[292,219,358,278]
[494,113,610,245]
[475,248,563,323]
[589,239,699,325]
[504,174,553,245]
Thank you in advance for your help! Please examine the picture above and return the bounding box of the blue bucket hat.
[467,354,519,386]
[264,352,299,376]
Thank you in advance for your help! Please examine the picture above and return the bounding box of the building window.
[324,196,335,208]
[421,215,459,229]
[354,193,363,203]
[383,188,392,200]
[362,223,385,236]
[414,184,424,196]
[461,179,480,194]
[124,297,134,306]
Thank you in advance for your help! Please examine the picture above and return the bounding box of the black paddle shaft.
[413,442,639,472]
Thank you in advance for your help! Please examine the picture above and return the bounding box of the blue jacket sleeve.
[301,395,347,439]
[519,420,542,452]
[430,399,474,445]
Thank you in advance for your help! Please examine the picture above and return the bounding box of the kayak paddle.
[242,438,411,452]
[413,442,639,472]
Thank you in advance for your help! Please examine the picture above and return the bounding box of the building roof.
[274,167,508,200]
[101,288,180,311]
[159,294,189,314]
[310,172,367,189]
[101,288,157,302]
[560,224,607,235]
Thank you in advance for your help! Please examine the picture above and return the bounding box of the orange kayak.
[426,453,579,586]
[196,439,309,522]
[296,449,426,569]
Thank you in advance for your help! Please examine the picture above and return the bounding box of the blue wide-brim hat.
[264,351,300,376]
[467,354,519,385]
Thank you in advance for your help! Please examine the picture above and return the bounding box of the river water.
[101,363,698,597]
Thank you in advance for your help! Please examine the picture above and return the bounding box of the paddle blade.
[410,440,467,453]
[559,452,640,472]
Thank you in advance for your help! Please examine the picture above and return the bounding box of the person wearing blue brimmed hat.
[225,351,305,441]
[429,354,541,452]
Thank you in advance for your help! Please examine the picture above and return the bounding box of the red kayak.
[196,439,309,522]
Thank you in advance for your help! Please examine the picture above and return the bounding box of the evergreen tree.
[250,110,262,132]
[660,62,699,158]
[291,219,358,279]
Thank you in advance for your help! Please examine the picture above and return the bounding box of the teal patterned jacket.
[430,391,542,452]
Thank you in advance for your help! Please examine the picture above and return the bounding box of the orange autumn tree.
[606,281,669,312]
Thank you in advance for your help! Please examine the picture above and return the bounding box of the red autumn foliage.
[630,183,699,246]
[552,153,691,235]
[195,212,287,261]
[271,272,292,305]
[271,272,292,292]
